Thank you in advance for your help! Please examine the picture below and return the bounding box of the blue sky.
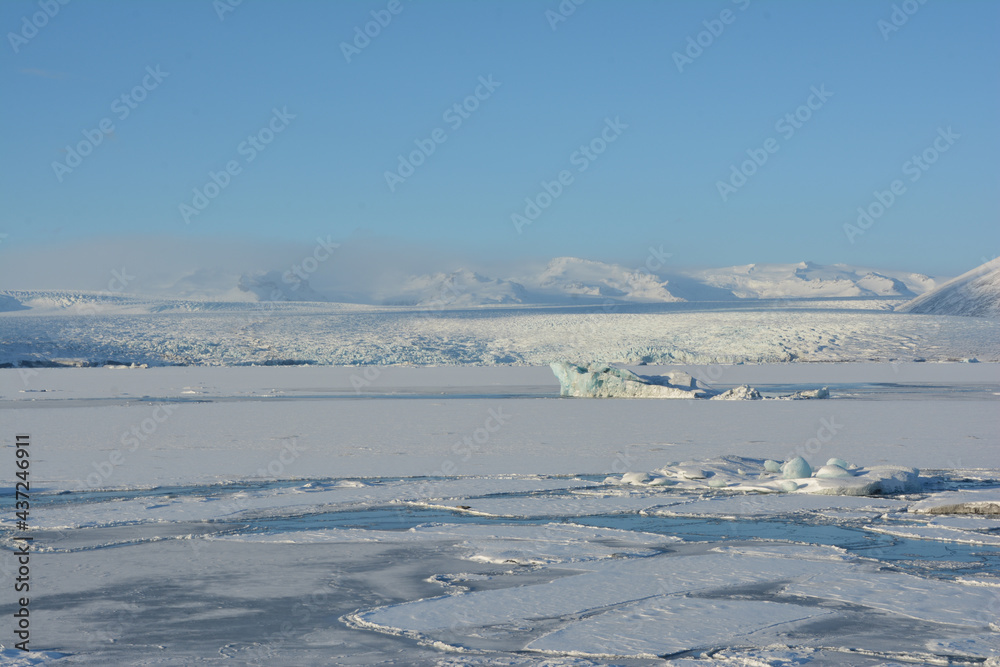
[1,0,998,282]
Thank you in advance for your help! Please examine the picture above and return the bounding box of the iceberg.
[711,384,763,400]
[550,362,831,400]
[549,361,710,398]
[787,387,830,399]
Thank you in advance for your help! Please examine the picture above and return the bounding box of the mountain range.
[370,258,940,306]
[1,257,952,312]
[11,256,1000,319]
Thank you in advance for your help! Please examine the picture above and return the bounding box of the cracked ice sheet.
[214,523,682,565]
[408,488,695,518]
[866,523,1000,546]
[863,513,1000,546]
[352,543,1000,659]
[10,477,597,532]
[781,564,1000,628]
[526,597,835,658]
[648,492,905,518]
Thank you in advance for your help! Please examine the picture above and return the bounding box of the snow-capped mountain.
[680,262,937,299]
[896,257,1000,318]
[1,259,946,309]
[524,257,683,303]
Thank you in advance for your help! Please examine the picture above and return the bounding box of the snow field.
[1,363,997,664]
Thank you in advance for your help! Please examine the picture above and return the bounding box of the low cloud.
[0,234,483,300]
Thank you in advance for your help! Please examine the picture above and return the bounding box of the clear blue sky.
[1,0,998,278]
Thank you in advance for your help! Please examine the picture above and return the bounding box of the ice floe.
[909,488,1000,515]
[216,523,680,566]
[3,476,598,533]
[347,542,1000,660]
[865,519,1000,546]
[527,597,835,658]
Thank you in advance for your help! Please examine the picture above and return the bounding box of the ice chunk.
[710,384,763,400]
[764,459,782,473]
[549,361,709,398]
[826,457,850,468]
[803,466,921,496]
[675,466,709,480]
[788,386,830,399]
[601,456,922,498]
[616,472,676,487]
[782,456,812,479]
[815,464,852,479]
[549,362,795,400]
[621,471,652,485]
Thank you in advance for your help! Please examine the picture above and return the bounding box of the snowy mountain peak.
[897,257,1000,318]
[688,262,931,299]
[530,257,682,303]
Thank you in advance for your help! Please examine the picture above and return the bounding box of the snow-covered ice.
[910,488,1000,515]
[1,352,997,664]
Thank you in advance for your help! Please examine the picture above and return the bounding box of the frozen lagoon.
[1,362,998,665]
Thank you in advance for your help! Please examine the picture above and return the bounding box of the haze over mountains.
[9,256,1000,320]
[207,258,942,306]
[270,257,942,306]
[0,257,950,312]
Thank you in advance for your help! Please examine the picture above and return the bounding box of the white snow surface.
[2,362,998,665]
